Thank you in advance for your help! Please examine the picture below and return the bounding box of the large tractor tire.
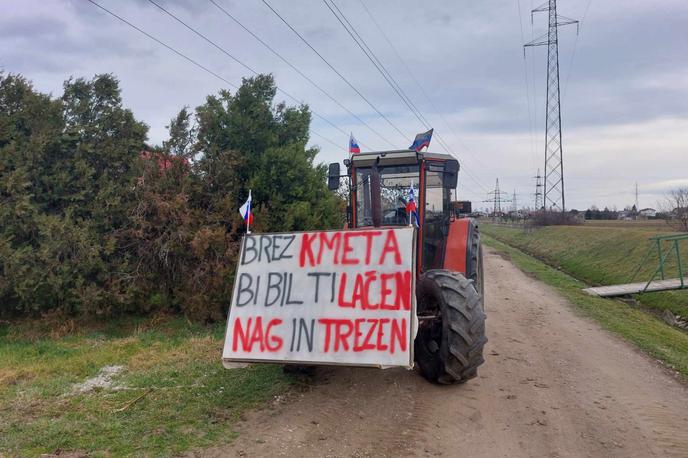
[414,270,487,384]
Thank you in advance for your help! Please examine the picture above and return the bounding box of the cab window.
[355,165,419,227]
[422,164,451,271]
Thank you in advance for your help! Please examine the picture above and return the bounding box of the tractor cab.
[329,150,487,384]
[329,150,459,274]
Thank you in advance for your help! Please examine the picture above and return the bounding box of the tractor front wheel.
[414,270,487,384]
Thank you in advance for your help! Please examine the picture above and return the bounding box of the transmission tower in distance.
[512,190,518,213]
[534,168,543,210]
[524,0,578,211]
[483,178,511,218]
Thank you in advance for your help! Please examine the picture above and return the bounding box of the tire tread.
[416,269,487,384]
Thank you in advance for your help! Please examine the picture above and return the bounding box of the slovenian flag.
[239,190,253,229]
[349,133,361,154]
[406,185,420,227]
[409,128,433,152]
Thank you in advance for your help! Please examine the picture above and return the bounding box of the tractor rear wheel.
[414,270,486,384]
[465,220,484,298]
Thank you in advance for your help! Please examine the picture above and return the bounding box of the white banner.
[222,227,416,368]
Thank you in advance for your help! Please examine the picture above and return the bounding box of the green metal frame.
[629,233,688,292]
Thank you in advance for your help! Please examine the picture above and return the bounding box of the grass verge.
[0,316,293,456]
[482,224,688,317]
[483,235,688,378]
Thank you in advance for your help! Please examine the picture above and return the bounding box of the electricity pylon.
[534,168,543,210]
[524,0,578,211]
[512,190,518,213]
[483,178,511,218]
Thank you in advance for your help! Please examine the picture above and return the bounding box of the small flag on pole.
[349,133,361,154]
[239,190,253,234]
[406,184,420,227]
[409,128,433,152]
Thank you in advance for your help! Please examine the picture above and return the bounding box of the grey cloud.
[0,15,67,39]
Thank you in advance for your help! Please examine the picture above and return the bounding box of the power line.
[310,129,349,153]
[145,0,355,149]
[325,0,449,151]
[356,0,491,172]
[563,0,592,98]
[517,0,538,169]
[530,0,539,162]
[323,0,491,194]
[261,0,410,142]
[260,0,492,195]
[336,1,491,193]
[324,1,434,138]
[323,0,429,130]
[90,0,488,194]
[86,0,346,153]
[206,0,394,150]
[87,0,235,89]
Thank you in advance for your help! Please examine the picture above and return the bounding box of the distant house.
[639,208,657,218]
[140,150,189,171]
[618,210,634,221]
[137,150,190,186]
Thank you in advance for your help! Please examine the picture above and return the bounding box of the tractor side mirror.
[443,159,459,189]
[328,162,340,191]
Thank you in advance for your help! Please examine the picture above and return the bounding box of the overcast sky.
[2,0,686,210]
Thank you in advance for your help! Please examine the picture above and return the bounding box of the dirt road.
[200,247,688,457]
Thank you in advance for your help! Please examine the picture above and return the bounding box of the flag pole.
[246,189,252,235]
[408,180,413,228]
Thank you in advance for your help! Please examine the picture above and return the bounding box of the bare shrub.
[529,210,582,227]
[663,188,688,232]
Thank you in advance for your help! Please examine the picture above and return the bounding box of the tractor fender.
[443,218,478,278]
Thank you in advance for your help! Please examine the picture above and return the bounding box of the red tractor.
[328,149,487,384]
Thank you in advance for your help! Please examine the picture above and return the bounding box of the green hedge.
[0,73,343,319]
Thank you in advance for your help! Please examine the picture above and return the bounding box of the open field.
[0,317,292,456]
[482,223,688,317]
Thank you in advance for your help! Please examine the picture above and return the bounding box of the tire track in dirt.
[197,247,688,457]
